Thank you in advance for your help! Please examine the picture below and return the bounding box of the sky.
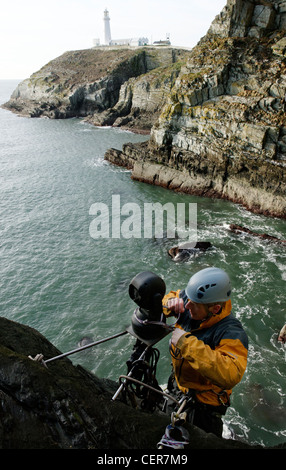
[0,0,227,80]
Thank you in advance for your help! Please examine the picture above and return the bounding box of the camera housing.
[127,271,170,345]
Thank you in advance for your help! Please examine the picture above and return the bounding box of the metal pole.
[117,375,180,405]
[44,330,128,364]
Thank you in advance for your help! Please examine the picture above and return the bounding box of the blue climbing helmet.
[185,267,231,304]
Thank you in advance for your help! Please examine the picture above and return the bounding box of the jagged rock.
[105,0,286,219]
[3,1,286,218]
[3,48,191,132]
[104,147,135,169]
[0,316,264,450]
[272,37,286,56]
[168,242,212,262]
[229,223,286,243]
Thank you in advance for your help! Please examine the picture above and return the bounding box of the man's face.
[185,299,209,321]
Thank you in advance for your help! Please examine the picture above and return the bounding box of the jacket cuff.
[176,332,190,349]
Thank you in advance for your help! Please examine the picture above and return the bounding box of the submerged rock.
[168,242,212,262]
[229,224,286,244]
[77,336,94,347]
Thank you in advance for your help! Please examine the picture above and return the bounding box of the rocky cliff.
[3,47,191,132]
[106,0,286,218]
[3,1,286,218]
[0,316,261,449]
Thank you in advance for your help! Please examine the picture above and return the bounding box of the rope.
[28,353,48,368]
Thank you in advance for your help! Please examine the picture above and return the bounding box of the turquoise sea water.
[0,79,285,447]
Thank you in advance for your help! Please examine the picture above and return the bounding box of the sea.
[0,79,285,448]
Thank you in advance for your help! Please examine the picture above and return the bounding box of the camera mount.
[31,270,189,448]
[35,271,175,412]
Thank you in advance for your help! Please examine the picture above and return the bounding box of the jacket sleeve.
[176,333,248,390]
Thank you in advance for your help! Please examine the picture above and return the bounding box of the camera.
[127,271,170,345]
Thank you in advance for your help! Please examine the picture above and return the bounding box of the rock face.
[0,316,260,449]
[3,1,286,218]
[3,47,191,132]
[106,0,286,218]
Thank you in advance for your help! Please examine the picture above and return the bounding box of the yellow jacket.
[163,289,248,407]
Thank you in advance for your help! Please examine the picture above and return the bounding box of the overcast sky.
[0,0,227,80]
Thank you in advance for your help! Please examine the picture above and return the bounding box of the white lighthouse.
[93,8,150,48]
[104,9,112,45]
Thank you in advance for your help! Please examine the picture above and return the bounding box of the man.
[163,267,248,438]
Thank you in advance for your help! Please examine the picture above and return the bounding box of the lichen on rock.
[106,0,286,219]
[3,47,191,131]
[3,0,286,218]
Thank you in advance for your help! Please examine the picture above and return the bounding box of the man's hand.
[171,327,186,346]
[167,298,185,316]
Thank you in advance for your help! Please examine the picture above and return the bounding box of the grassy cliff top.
[30,47,191,87]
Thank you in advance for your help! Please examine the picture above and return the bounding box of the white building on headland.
[93,9,159,48]
[153,33,171,46]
